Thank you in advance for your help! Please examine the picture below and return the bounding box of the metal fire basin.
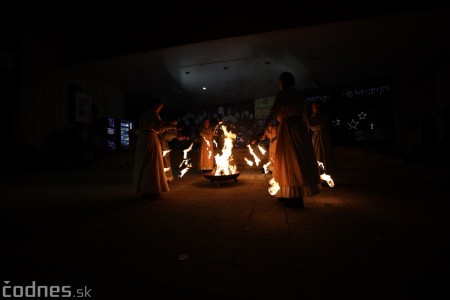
[203,171,240,185]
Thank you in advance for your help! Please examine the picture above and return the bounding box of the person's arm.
[252,96,282,143]
[153,116,177,134]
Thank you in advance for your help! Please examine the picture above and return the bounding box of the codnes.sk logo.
[2,281,92,298]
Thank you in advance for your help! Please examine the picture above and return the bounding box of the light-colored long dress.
[309,110,336,177]
[199,126,215,170]
[265,127,277,172]
[263,88,322,198]
[132,110,175,195]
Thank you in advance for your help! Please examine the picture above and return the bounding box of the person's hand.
[256,131,265,141]
[249,131,264,145]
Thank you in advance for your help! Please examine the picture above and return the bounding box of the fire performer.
[253,72,322,208]
[198,118,217,171]
[132,98,177,198]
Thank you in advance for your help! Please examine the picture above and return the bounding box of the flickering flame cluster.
[170,124,239,179]
[162,150,172,174]
[246,144,279,195]
[318,161,335,187]
[178,142,193,178]
[246,144,335,196]
[213,125,238,176]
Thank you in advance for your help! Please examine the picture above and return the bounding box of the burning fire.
[178,142,194,178]
[257,145,266,155]
[268,177,280,195]
[246,144,279,195]
[320,173,335,187]
[317,161,335,187]
[246,144,261,166]
[162,149,171,157]
[203,136,213,159]
[214,125,238,176]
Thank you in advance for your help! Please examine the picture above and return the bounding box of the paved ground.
[1,163,449,299]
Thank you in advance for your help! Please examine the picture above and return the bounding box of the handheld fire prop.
[178,142,193,178]
[246,144,280,195]
[318,161,335,187]
[246,145,335,196]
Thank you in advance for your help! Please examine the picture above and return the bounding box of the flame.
[244,157,254,166]
[213,140,218,148]
[262,161,271,174]
[317,161,325,170]
[179,164,191,178]
[183,142,194,159]
[320,173,335,187]
[214,125,238,176]
[164,167,171,172]
[246,144,261,166]
[203,136,210,148]
[317,161,335,187]
[268,177,280,195]
[257,145,266,155]
[203,137,213,159]
[163,149,171,157]
[178,142,194,178]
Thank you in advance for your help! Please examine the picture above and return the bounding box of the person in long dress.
[198,118,217,171]
[158,123,190,182]
[132,99,177,198]
[255,71,322,208]
[309,101,336,179]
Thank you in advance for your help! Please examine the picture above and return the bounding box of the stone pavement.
[1,163,449,299]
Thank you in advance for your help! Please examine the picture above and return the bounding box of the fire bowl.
[203,171,240,185]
